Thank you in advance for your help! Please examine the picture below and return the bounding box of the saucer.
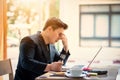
[65,72,86,78]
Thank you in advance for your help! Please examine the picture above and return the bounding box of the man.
[14,17,70,80]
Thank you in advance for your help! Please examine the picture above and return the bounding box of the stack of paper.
[116,68,120,80]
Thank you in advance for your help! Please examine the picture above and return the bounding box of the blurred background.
[0,0,120,79]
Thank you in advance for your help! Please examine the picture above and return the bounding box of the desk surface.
[35,66,119,80]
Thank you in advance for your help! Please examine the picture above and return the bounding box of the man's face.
[48,27,64,44]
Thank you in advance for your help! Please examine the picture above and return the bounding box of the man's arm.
[60,33,70,65]
[45,34,70,71]
[60,33,68,53]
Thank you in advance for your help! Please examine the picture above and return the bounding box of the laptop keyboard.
[116,68,120,80]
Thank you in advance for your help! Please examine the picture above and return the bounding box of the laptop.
[83,47,102,71]
[62,47,102,71]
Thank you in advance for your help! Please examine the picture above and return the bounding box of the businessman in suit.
[14,17,70,80]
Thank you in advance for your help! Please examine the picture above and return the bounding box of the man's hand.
[50,61,63,71]
[44,61,63,72]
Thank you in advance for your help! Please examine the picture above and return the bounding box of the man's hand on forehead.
[59,33,65,38]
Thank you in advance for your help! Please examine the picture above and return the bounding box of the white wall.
[59,0,120,55]
[60,0,80,54]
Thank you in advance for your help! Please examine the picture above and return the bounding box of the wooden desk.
[35,66,119,80]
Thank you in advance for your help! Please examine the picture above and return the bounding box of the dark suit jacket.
[14,32,70,80]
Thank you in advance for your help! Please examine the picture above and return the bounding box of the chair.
[0,59,13,80]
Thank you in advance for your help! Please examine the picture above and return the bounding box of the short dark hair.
[43,17,68,31]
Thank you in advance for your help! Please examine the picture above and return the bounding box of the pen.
[87,72,98,76]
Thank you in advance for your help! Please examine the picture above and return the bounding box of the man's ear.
[47,26,53,31]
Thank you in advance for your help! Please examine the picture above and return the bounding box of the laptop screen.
[83,47,102,71]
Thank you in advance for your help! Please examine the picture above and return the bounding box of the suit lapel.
[38,34,51,63]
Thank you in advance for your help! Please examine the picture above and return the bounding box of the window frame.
[79,4,120,47]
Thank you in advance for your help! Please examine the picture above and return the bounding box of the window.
[79,4,120,47]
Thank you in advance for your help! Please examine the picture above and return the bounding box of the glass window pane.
[112,5,120,12]
[111,14,120,37]
[81,15,94,37]
[81,5,109,12]
[96,15,109,37]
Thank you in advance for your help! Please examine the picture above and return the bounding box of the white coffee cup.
[71,65,84,69]
[69,68,82,76]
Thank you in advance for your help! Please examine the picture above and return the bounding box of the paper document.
[116,68,120,80]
